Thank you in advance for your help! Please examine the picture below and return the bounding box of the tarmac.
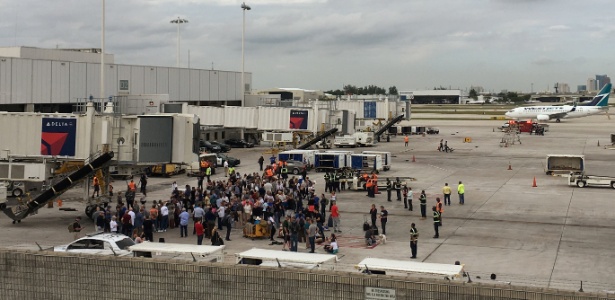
[2,114,615,293]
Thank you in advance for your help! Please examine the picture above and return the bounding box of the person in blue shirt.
[179,208,190,238]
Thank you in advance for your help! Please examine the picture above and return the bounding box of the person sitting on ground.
[365,227,375,246]
[324,234,339,254]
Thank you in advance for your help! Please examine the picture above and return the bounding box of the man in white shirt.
[160,204,169,232]
[110,216,118,233]
[217,203,226,229]
[223,160,229,177]
[127,208,136,227]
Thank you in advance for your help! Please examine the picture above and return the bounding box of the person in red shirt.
[330,201,341,233]
[195,220,205,245]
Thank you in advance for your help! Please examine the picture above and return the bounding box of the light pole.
[100,0,105,101]
[170,17,188,68]
[241,2,251,106]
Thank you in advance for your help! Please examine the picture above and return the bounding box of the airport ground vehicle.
[334,132,375,148]
[285,159,308,175]
[199,141,222,153]
[566,172,615,189]
[149,164,184,177]
[545,154,584,175]
[356,257,464,279]
[362,151,392,171]
[278,150,318,167]
[54,232,134,256]
[225,138,254,148]
[426,127,440,134]
[130,242,225,262]
[216,153,240,167]
[187,153,217,176]
[210,141,231,152]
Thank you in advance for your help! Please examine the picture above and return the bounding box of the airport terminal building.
[0,47,250,113]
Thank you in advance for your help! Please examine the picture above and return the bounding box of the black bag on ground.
[371,225,379,236]
[363,222,370,232]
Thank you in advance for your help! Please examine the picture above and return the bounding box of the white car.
[54,233,135,256]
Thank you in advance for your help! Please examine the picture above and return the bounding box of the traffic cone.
[412,155,416,162]
[532,177,537,187]
[508,163,512,170]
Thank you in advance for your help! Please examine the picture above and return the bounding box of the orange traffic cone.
[412,155,416,162]
[532,177,537,187]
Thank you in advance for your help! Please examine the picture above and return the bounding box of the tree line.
[326,85,398,96]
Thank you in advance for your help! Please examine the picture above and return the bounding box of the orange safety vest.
[436,202,443,213]
[128,181,136,191]
[404,136,409,143]
[92,177,99,186]
[200,160,207,168]
[366,179,373,188]
[266,169,273,177]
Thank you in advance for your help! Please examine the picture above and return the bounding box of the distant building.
[555,83,570,93]
[596,74,611,90]
[577,85,587,93]
[470,85,484,94]
[587,78,597,92]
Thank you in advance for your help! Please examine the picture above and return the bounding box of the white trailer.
[129,242,225,262]
[350,154,383,172]
[362,151,392,171]
[324,150,354,168]
[545,154,584,175]
[236,248,337,270]
[278,150,319,166]
[334,135,357,148]
[356,257,464,279]
[566,173,615,189]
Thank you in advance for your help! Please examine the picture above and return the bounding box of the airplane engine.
[536,114,550,121]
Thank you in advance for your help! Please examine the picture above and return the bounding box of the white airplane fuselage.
[505,105,607,120]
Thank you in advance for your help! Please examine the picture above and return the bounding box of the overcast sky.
[0,0,613,93]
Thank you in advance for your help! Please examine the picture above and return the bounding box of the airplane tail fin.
[584,83,611,107]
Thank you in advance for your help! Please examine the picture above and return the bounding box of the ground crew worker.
[205,165,212,181]
[366,179,374,198]
[372,173,379,195]
[432,206,441,238]
[92,176,100,198]
[419,190,427,219]
[436,197,444,226]
[410,223,418,258]
[128,179,136,192]
[395,177,402,201]
[404,135,409,147]
[442,183,452,206]
[324,172,331,192]
[386,178,392,202]
[458,181,465,205]
[280,164,288,180]
[333,170,340,192]
[265,168,273,180]
[228,166,235,176]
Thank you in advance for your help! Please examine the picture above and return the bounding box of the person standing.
[436,197,443,226]
[289,217,299,252]
[197,176,204,190]
[404,135,409,147]
[160,203,169,232]
[438,139,443,152]
[195,220,204,245]
[395,178,402,201]
[71,217,83,240]
[457,181,465,205]
[379,206,388,235]
[109,216,118,233]
[432,206,441,238]
[410,223,418,259]
[179,208,190,238]
[308,218,318,253]
[193,204,205,235]
[442,183,451,206]
[139,174,148,196]
[330,201,341,233]
[419,190,427,219]
[258,156,265,171]
[223,160,229,177]
[369,204,378,227]
[91,177,100,198]
[142,215,154,242]
[386,178,392,202]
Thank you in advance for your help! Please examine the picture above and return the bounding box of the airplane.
[505,83,611,122]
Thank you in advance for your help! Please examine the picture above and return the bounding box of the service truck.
[566,172,615,189]
[545,154,584,175]
[350,154,383,172]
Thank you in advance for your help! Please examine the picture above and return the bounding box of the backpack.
[68,223,75,233]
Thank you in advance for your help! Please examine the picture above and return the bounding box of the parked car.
[426,127,440,134]
[54,233,134,256]
[285,159,308,175]
[200,141,222,153]
[225,139,254,148]
[210,141,231,152]
[216,153,241,167]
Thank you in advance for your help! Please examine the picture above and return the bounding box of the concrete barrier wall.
[0,250,610,300]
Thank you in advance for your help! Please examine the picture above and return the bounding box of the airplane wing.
[544,110,573,120]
